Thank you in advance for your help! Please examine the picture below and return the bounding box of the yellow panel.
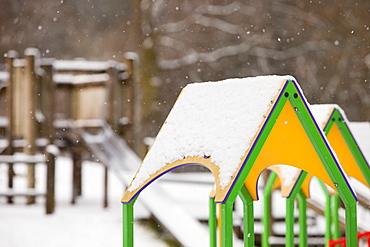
[244,101,336,201]
[327,124,368,186]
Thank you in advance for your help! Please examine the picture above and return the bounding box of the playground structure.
[0,49,369,246]
[0,48,137,211]
[121,76,370,246]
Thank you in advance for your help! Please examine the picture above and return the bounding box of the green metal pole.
[221,200,234,247]
[209,197,217,247]
[262,172,277,247]
[239,185,255,247]
[318,180,332,247]
[343,200,357,246]
[297,191,308,247]
[332,194,340,240]
[122,198,137,247]
[286,197,295,247]
[286,171,307,247]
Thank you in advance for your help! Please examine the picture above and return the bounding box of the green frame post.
[297,190,308,247]
[209,197,217,247]
[239,185,255,246]
[262,172,277,247]
[286,171,307,247]
[318,180,332,247]
[122,197,137,247]
[221,200,234,247]
[332,194,340,240]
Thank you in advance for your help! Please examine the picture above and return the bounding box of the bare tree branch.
[272,2,327,29]
[248,40,330,60]
[158,40,258,69]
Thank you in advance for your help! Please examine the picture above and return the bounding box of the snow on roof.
[273,165,301,187]
[128,75,295,192]
[53,73,109,85]
[310,104,347,128]
[349,122,370,164]
[53,60,126,71]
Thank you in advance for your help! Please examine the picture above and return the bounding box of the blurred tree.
[1,0,369,139]
[141,0,370,136]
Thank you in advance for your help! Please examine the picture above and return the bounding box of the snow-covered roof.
[128,75,295,192]
[53,60,126,71]
[310,104,348,129]
[349,122,370,164]
[271,165,301,187]
[53,73,109,85]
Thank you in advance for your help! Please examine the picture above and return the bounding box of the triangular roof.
[122,75,289,202]
[121,76,356,205]
[263,104,370,200]
[311,104,370,187]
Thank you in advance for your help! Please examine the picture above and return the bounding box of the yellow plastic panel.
[327,124,368,186]
[244,101,336,200]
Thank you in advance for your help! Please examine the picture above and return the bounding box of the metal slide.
[77,120,210,247]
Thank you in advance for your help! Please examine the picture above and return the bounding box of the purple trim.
[220,80,290,203]
[292,81,358,201]
[336,110,370,169]
[122,163,209,204]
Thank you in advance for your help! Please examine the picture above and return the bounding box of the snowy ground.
[1,152,369,247]
[0,155,168,247]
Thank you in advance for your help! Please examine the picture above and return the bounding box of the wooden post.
[24,48,38,205]
[106,63,120,132]
[123,53,145,158]
[71,146,83,204]
[5,50,18,204]
[45,145,59,214]
[103,166,108,208]
[122,56,135,148]
[40,61,55,143]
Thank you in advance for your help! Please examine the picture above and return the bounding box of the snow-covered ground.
[0,156,168,247]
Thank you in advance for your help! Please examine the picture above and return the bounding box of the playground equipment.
[311,104,370,245]
[0,48,135,211]
[0,49,57,210]
[121,76,365,246]
[259,104,370,246]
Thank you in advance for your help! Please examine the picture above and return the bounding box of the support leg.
[262,172,277,247]
[344,200,357,246]
[331,194,340,240]
[122,199,136,247]
[239,185,255,247]
[71,149,82,204]
[7,163,14,204]
[103,166,109,208]
[220,201,234,247]
[46,149,56,214]
[297,191,307,247]
[318,180,332,247]
[209,197,217,247]
[286,198,295,247]
[286,171,307,247]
